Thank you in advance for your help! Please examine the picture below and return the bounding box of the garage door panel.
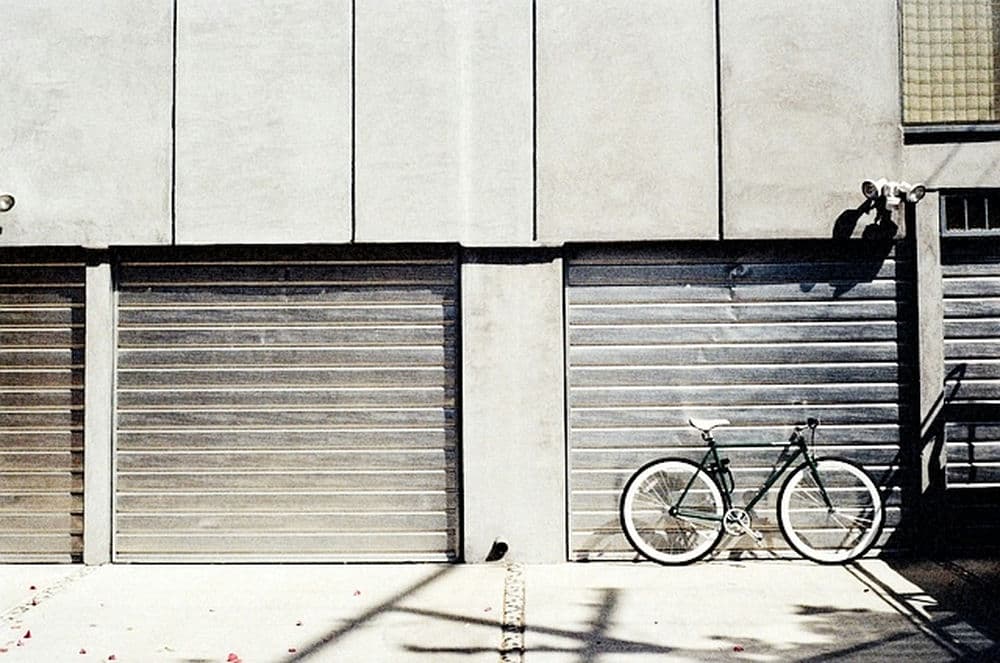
[566,246,910,560]
[117,386,453,409]
[570,384,900,407]
[568,261,899,285]
[117,367,453,389]
[117,470,454,492]
[117,429,455,451]
[570,322,905,345]
[116,533,451,557]
[571,425,903,447]
[117,450,453,472]
[119,326,454,348]
[117,285,456,307]
[116,513,451,536]
[118,347,452,368]
[0,472,83,492]
[571,364,905,387]
[114,255,459,562]
[571,405,900,428]
[117,492,454,513]
[567,301,902,324]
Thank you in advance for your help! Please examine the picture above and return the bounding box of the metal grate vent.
[901,0,1000,125]
[941,189,1000,235]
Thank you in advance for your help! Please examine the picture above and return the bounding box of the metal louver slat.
[0,260,85,562]
[566,245,911,561]
[114,252,459,562]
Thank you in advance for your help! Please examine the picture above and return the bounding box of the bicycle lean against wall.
[619,418,885,565]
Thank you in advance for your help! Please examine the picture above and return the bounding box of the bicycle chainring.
[723,508,752,536]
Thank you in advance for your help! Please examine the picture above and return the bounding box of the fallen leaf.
[31,599,37,606]
[484,607,492,613]
[29,586,36,591]
[79,649,87,655]
[227,654,241,663]
[108,655,117,661]
[353,590,361,597]
[23,630,31,639]
[0,647,8,653]
[734,645,745,652]
[288,648,297,653]
[295,621,303,627]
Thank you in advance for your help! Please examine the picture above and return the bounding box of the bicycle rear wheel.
[777,458,884,563]
[619,458,724,565]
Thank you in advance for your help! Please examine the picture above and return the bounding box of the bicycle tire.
[619,458,725,565]
[777,457,884,564]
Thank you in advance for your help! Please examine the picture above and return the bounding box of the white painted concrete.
[355,1,533,244]
[175,1,352,244]
[722,1,902,240]
[461,256,566,562]
[0,3,172,247]
[536,0,718,242]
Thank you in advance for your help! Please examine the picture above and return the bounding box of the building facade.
[1,1,998,564]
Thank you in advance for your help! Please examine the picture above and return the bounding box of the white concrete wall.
[721,0,902,240]
[175,1,352,244]
[355,1,533,244]
[461,255,566,562]
[0,3,172,247]
[536,0,719,242]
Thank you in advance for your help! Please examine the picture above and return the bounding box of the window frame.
[939,188,1000,237]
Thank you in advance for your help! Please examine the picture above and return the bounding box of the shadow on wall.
[801,200,899,298]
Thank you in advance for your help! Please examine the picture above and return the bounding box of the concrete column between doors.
[913,194,947,549]
[83,258,114,564]
[461,252,566,563]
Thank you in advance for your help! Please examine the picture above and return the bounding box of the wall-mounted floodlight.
[860,179,927,209]
[861,179,887,201]
[902,182,926,204]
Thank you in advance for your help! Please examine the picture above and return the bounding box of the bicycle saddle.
[688,418,731,433]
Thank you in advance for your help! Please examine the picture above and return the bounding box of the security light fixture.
[0,195,13,213]
[860,179,927,209]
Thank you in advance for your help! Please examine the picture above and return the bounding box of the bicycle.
[619,417,884,565]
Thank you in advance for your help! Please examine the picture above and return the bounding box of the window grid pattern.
[942,190,1000,235]
[902,0,1000,124]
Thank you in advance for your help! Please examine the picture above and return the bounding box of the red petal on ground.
[79,649,87,655]
[227,654,241,662]
[353,590,361,596]
[108,656,117,661]
[23,631,31,639]
[733,645,745,652]
[288,648,297,653]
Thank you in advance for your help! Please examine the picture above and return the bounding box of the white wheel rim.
[780,459,883,563]
[623,461,724,564]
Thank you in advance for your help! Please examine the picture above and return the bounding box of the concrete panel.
[903,142,1000,189]
[0,3,172,247]
[536,0,718,243]
[84,258,114,565]
[461,253,566,563]
[722,1,902,240]
[356,2,533,245]
[175,1,352,244]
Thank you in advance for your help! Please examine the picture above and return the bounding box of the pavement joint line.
[2,565,96,646]
[845,562,964,658]
[499,562,525,663]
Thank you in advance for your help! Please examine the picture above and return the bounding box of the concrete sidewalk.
[0,559,997,662]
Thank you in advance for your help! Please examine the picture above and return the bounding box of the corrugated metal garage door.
[114,249,459,562]
[941,240,1000,544]
[566,244,911,560]
[0,259,85,562]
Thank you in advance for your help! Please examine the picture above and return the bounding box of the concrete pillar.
[460,251,566,563]
[83,256,114,564]
[912,193,946,551]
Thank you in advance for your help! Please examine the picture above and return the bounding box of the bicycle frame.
[671,429,833,524]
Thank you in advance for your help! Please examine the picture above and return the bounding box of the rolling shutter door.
[114,250,458,562]
[0,260,85,562]
[566,245,910,560]
[941,241,1000,544]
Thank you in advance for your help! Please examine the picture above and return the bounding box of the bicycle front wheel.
[778,458,884,563]
[619,458,725,565]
